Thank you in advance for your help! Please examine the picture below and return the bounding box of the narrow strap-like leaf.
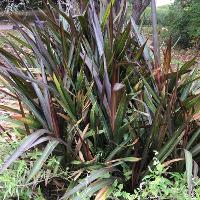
[131,17,152,71]
[61,168,112,199]
[73,179,114,200]
[0,129,50,174]
[184,150,193,195]
[26,140,59,182]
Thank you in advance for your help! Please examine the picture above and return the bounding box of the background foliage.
[0,0,43,11]
[167,0,200,48]
[143,5,170,26]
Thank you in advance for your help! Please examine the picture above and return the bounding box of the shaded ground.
[142,26,200,65]
[172,48,200,64]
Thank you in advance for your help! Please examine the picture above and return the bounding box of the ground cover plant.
[111,155,200,200]
[0,0,200,199]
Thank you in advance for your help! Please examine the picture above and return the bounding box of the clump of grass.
[0,0,199,199]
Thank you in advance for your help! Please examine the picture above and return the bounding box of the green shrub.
[167,0,200,48]
[143,5,170,26]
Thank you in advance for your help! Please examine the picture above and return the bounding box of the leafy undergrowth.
[0,132,69,200]
[1,139,200,200]
[111,157,200,200]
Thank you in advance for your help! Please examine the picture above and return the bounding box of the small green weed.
[0,135,67,200]
[110,157,200,200]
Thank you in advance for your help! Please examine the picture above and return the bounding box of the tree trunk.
[132,0,150,24]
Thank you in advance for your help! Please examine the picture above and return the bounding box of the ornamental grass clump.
[0,0,199,199]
